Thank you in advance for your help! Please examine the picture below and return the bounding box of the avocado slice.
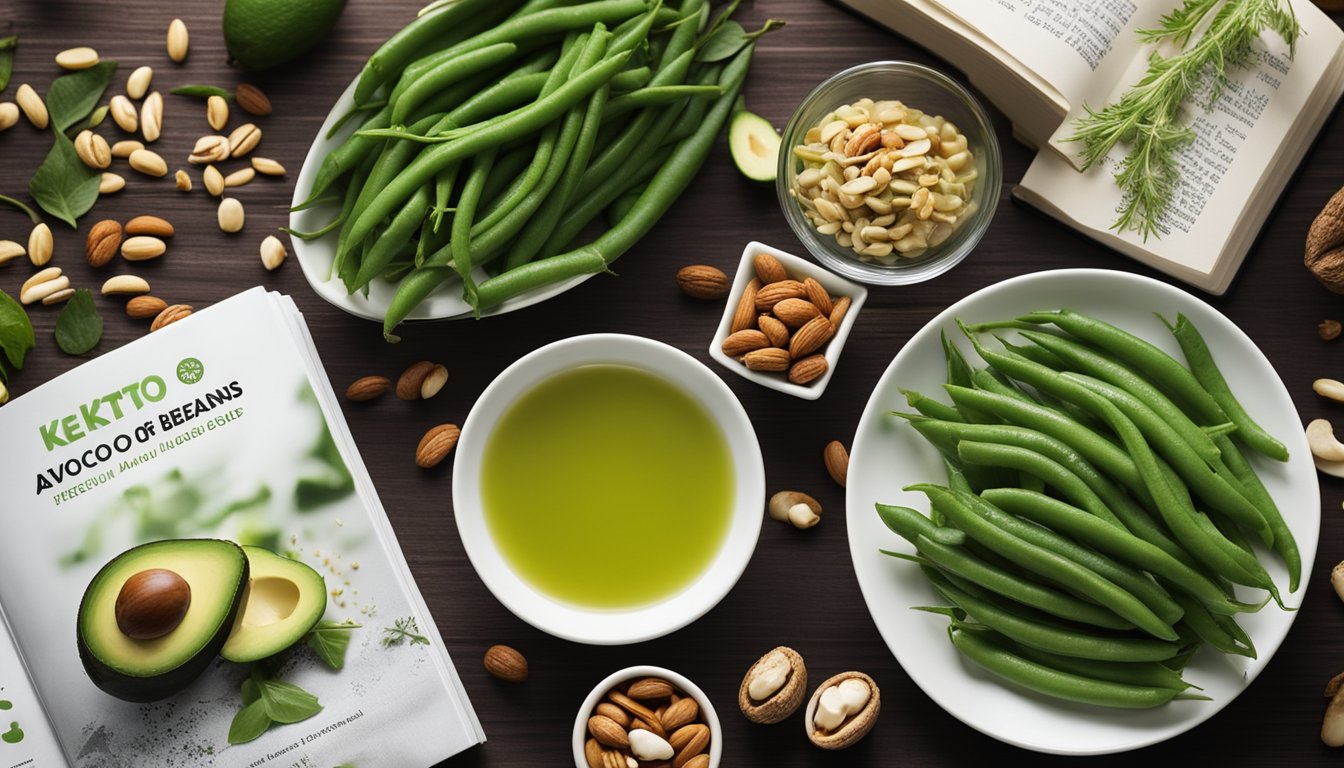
[729,110,782,182]
[220,547,327,663]
[77,539,248,702]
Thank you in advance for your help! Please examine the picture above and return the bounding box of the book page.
[0,609,66,768]
[0,289,481,767]
[1021,3,1344,286]
[931,0,1170,106]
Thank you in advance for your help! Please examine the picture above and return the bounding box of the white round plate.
[289,78,594,322]
[845,268,1318,755]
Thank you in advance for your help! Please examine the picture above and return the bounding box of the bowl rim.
[708,241,868,400]
[452,333,765,645]
[571,664,723,768]
[775,59,1002,285]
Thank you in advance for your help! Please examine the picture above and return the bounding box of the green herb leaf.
[29,131,101,227]
[0,194,41,225]
[381,616,430,647]
[0,290,35,373]
[0,36,15,95]
[46,60,117,132]
[695,18,785,62]
[54,289,102,355]
[257,676,323,724]
[306,620,361,670]
[227,699,272,745]
[170,84,233,99]
[241,676,261,706]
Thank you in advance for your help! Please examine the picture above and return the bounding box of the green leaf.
[306,620,361,670]
[170,84,233,99]
[54,288,102,355]
[29,131,101,227]
[46,60,117,132]
[257,677,323,724]
[0,290,34,372]
[241,676,261,706]
[696,21,746,62]
[227,699,272,745]
[0,36,15,95]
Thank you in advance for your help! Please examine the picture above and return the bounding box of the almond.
[731,278,761,333]
[235,84,273,116]
[829,295,852,327]
[721,329,769,357]
[753,251,789,283]
[824,440,849,487]
[482,644,528,683]
[420,364,449,399]
[682,756,709,768]
[415,424,460,468]
[397,360,435,400]
[772,298,821,329]
[126,295,168,319]
[676,265,729,299]
[588,715,629,749]
[789,315,834,359]
[608,691,659,725]
[804,278,833,316]
[660,697,699,732]
[86,219,123,268]
[628,678,674,701]
[754,280,805,312]
[345,375,390,402]
[121,235,166,261]
[758,314,789,347]
[125,215,175,238]
[595,703,630,728]
[668,724,709,764]
[584,739,605,768]
[744,348,790,372]
[150,304,193,332]
[789,355,828,385]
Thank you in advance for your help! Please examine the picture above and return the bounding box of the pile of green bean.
[291,0,770,339]
[877,308,1299,709]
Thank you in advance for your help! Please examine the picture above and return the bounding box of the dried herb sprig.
[1066,0,1300,239]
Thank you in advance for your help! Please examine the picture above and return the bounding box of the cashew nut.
[1307,419,1344,462]
[1316,456,1344,478]
[1314,378,1344,403]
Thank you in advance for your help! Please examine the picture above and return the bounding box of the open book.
[0,289,483,768]
[835,0,1344,294]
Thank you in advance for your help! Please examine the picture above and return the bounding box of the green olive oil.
[480,364,734,609]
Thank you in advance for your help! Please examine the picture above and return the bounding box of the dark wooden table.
[4,0,1344,765]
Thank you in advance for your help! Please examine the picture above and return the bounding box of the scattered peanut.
[27,223,53,267]
[217,198,245,233]
[99,172,126,194]
[0,102,18,131]
[166,18,190,63]
[109,95,138,132]
[206,94,229,131]
[260,235,287,271]
[175,169,192,191]
[126,66,154,100]
[141,91,163,142]
[16,84,48,129]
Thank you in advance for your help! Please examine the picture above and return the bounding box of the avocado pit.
[115,568,191,640]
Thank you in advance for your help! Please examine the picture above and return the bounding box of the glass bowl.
[776,61,1002,285]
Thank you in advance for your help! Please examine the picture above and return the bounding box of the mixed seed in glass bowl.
[787,98,979,265]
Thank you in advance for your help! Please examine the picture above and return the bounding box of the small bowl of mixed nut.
[708,242,867,400]
[778,61,1001,285]
[573,665,722,768]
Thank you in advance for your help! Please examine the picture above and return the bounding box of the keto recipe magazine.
[0,288,483,767]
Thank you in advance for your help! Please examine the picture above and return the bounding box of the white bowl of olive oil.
[453,334,765,644]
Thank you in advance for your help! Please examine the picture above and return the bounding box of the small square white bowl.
[709,241,868,400]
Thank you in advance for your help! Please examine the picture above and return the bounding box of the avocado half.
[221,546,327,663]
[77,539,248,702]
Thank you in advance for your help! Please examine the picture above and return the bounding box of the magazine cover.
[0,289,482,767]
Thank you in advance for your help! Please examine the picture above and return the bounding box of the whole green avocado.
[224,0,349,71]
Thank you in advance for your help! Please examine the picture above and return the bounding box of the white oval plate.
[289,77,594,322]
[845,268,1318,755]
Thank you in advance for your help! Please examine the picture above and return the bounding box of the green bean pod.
[1004,638,1196,691]
[1214,434,1300,591]
[955,440,1125,529]
[1162,313,1288,461]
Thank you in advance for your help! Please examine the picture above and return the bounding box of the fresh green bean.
[350,185,431,290]
[1163,313,1288,461]
[1018,329,1225,464]
[610,65,651,90]
[391,42,520,124]
[941,485,1184,629]
[346,48,633,255]
[1171,592,1256,658]
[353,0,517,104]
[431,163,460,233]
[913,484,1178,640]
[926,568,1181,661]
[946,625,1202,708]
[452,149,497,308]
[942,329,976,388]
[1017,309,1229,425]
[297,105,392,210]
[1215,434,1300,591]
[1003,637,1196,691]
[981,488,1260,616]
[601,84,722,119]
[542,143,673,256]
[874,503,966,546]
[902,389,964,423]
[955,441,1125,529]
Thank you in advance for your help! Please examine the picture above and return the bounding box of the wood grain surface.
[3,1,1344,765]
